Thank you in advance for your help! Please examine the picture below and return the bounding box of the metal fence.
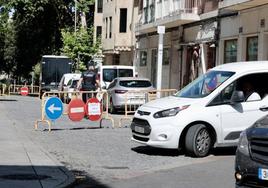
[8,84,40,97]
[119,89,177,127]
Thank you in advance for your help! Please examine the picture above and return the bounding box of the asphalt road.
[0,96,236,188]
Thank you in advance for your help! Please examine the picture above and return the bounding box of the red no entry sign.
[68,98,85,121]
[85,98,102,121]
[20,87,29,96]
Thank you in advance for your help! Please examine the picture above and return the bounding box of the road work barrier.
[8,84,40,97]
[34,90,114,132]
[0,84,7,96]
[119,89,177,127]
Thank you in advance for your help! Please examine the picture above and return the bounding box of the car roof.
[115,77,150,81]
[212,61,268,73]
[100,65,134,69]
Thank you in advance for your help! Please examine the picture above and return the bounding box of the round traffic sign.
[85,98,102,121]
[68,98,85,122]
[44,97,63,120]
[20,87,29,96]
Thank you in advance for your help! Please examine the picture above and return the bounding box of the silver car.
[107,77,154,113]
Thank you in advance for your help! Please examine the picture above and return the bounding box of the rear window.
[118,69,133,77]
[103,69,117,82]
[103,68,134,82]
[119,80,152,88]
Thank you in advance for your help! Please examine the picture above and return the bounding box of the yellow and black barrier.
[34,90,114,132]
[119,89,178,127]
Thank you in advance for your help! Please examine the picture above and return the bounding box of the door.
[218,73,268,144]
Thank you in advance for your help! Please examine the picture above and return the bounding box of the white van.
[98,65,136,89]
[131,61,268,157]
[58,73,81,92]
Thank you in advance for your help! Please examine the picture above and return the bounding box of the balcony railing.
[219,0,268,11]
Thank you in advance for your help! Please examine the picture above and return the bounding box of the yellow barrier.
[34,90,114,132]
[119,89,178,127]
[8,84,40,97]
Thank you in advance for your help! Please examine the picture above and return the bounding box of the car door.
[219,73,268,144]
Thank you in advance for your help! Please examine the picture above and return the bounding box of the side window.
[221,82,236,103]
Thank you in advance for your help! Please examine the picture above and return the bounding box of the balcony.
[135,0,201,35]
[219,0,268,11]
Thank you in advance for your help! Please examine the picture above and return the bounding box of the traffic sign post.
[44,97,63,121]
[20,87,29,96]
[68,98,85,121]
[85,98,102,121]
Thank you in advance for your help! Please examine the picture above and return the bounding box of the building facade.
[100,0,139,66]
[135,0,219,89]
[219,0,268,64]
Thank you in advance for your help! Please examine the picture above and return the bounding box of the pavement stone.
[0,96,75,188]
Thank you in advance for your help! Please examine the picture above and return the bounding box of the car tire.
[185,124,211,157]
[109,98,117,114]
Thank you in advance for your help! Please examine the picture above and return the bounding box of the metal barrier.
[0,84,7,96]
[34,90,114,132]
[8,84,40,97]
[119,89,177,127]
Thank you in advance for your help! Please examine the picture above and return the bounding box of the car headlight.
[153,105,189,119]
[237,131,249,156]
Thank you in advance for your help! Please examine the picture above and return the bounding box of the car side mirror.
[102,86,107,90]
[230,91,245,104]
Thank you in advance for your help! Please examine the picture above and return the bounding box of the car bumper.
[130,117,181,149]
[235,150,268,187]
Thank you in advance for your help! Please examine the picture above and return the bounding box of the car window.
[103,69,117,82]
[119,80,152,88]
[70,80,78,88]
[118,69,133,77]
[67,79,72,86]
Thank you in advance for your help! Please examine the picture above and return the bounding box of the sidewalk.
[0,98,75,188]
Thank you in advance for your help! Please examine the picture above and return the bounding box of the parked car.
[131,61,268,157]
[107,77,154,113]
[98,65,136,90]
[235,115,268,187]
[63,77,80,102]
[58,73,81,102]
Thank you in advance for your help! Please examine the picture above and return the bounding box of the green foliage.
[61,26,100,72]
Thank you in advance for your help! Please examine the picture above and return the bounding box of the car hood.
[142,96,199,110]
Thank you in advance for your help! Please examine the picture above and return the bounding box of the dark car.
[235,115,268,187]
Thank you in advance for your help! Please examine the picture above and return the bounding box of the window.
[103,69,117,82]
[105,18,108,38]
[118,69,133,77]
[119,80,152,88]
[163,48,170,65]
[97,0,103,13]
[96,26,102,39]
[109,16,112,38]
[149,2,155,22]
[224,39,237,63]
[119,8,127,33]
[247,36,258,61]
[140,51,147,66]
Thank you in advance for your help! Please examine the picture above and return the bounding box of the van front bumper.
[130,117,181,149]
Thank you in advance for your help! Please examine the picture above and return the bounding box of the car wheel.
[185,124,211,157]
[109,98,117,114]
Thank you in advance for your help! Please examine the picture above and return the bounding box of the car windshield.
[118,69,133,77]
[70,80,78,88]
[119,80,151,88]
[175,70,235,98]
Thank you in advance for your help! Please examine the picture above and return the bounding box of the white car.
[107,77,154,113]
[131,61,268,157]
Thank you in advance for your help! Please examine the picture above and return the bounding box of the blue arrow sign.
[44,97,63,120]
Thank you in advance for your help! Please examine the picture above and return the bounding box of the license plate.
[258,168,268,180]
[134,126,145,134]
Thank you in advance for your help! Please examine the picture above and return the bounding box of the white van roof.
[100,65,134,69]
[212,61,268,74]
